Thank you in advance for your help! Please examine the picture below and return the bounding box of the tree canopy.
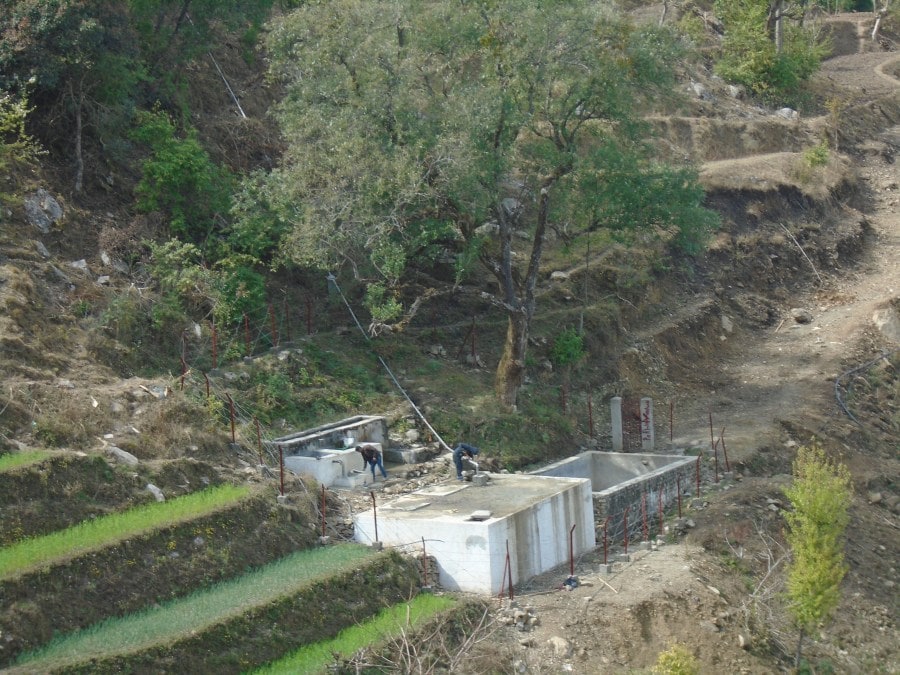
[259,0,717,406]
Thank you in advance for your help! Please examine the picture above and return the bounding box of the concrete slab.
[354,473,596,594]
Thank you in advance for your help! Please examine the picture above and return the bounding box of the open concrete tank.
[353,473,595,594]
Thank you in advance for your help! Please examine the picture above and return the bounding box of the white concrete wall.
[353,477,595,594]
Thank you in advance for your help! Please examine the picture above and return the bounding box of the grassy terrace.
[0,450,53,472]
[0,483,251,580]
[11,545,377,674]
[254,593,457,674]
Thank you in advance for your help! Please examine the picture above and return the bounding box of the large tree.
[260,0,715,408]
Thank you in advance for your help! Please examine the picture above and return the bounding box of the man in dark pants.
[356,444,387,479]
[452,443,479,480]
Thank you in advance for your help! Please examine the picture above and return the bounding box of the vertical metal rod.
[569,523,577,577]
[506,540,514,601]
[657,487,664,535]
[708,410,715,455]
[623,507,630,554]
[677,475,683,518]
[499,548,509,599]
[720,426,731,472]
[713,439,720,483]
[371,491,378,543]
[321,485,327,538]
[603,517,610,565]
[283,298,292,343]
[278,445,284,496]
[421,537,428,587]
[203,372,210,399]
[641,492,648,541]
[180,356,187,391]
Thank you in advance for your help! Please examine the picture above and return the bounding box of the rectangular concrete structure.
[532,451,696,544]
[353,474,595,594]
[268,416,388,488]
[268,415,387,454]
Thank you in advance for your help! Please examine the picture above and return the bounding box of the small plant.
[802,141,829,169]
[652,643,699,675]
[550,327,585,367]
[783,441,851,669]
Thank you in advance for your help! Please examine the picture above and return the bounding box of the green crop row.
[0,450,52,473]
[253,593,457,674]
[0,483,251,580]
[13,544,376,672]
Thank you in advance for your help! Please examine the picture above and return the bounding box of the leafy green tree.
[714,0,827,104]
[782,441,852,668]
[259,0,716,408]
[132,108,234,245]
[0,1,142,192]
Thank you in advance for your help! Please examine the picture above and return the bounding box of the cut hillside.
[0,6,897,675]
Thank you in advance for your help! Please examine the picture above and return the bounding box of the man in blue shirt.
[452,443,479,480]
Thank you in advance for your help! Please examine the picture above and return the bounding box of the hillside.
[0,5,898,674]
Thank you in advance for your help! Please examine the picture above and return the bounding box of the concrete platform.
[354,473,595,594]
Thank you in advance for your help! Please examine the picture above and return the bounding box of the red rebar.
[677,475,683,518]
[180,356,187,391]
[255,417,263,464]
[211,322,218,369]
[657,487,664,535]
[268,303,278,348]
[243,314,251,357]
[569,523,577,577]
[421,537,428,586]
[506,540,514,600]
[641,492,649,541]
[623,507,630,554]
[603,517,610,565]
[283,298,292,343]
[371,491,378,543]
[321,484,327,537]
[588,393,594,438]
[278,445,284,496]
[203,372,210,399]
[499,549,509,599]
[720,426,731,472]
[713,439,720,483]
[227,394,236,444]
[708,409,715,454]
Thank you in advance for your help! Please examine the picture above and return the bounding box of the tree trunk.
[774,0,784,54]
[495,310,528,409]
[69,79,85,194]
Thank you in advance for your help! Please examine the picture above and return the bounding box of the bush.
[652,643,700,675]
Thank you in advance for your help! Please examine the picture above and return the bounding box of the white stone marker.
[611,396,623,452]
